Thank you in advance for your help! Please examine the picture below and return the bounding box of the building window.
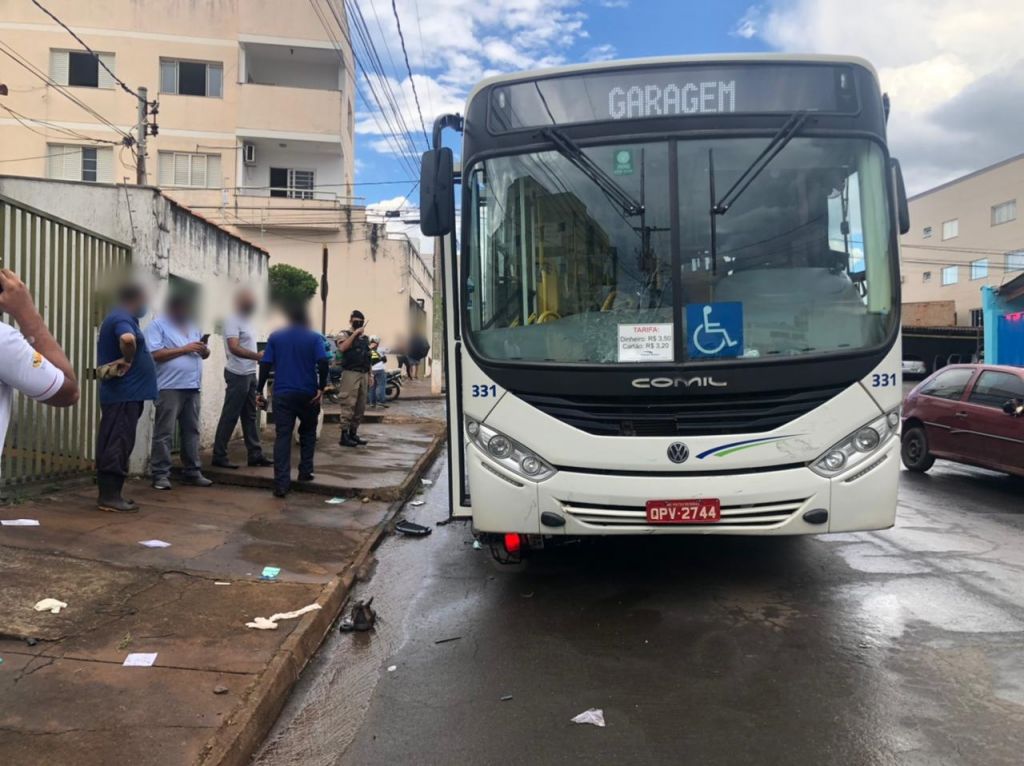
[158,151,222,188]
[970,308,984,327]
[270,167,315,199]
[941,219,959,240]
[922,225,933,239]
[970,258,989,280]
[991,200,1016,226]
[922,271,932,283]
[46,144,112,183]
[941,265,958,285]
[160,59,223,97]
[1006,250,1024,273]
[50,49,115,88]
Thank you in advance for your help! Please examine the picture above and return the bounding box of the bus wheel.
[901,427,935,472]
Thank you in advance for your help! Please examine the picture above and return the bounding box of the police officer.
[336,309,371,447]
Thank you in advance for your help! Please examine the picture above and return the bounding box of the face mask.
[134,305,148,319]
[351,319,364,329]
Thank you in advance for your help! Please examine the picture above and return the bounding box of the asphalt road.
[256,454,1024,766]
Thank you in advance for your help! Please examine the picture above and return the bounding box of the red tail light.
[503,533,522,554]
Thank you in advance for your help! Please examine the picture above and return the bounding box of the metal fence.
[0,193,131,489]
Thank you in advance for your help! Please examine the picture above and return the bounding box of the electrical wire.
[390,0,429,146]
[0,104,122,145]
[29,0,145,101]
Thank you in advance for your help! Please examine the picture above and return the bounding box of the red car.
[902,364,1024,477]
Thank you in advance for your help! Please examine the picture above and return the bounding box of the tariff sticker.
[618,323,673,363]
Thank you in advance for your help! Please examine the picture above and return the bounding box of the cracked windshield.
[467,138,895,363]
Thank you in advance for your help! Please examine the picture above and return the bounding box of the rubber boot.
[351,427,368,446]
[339,429,360,447]
[97,473,139,513]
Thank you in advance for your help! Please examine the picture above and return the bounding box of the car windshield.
[466,137,896,364]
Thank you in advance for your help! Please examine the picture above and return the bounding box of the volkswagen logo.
[666,442,689,464]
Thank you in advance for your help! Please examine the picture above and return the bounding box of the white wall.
[244,44,341,91]
[0,176,269,474]
[236,138,344,201]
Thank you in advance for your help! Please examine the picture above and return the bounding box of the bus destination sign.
[488,63,858,132]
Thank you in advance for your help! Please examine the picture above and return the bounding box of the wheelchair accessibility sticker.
[686,302,743,358]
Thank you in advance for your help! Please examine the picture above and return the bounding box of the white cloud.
[599,0,629,7]
[584,44,616,62]
[368,194,415,212]
[736,0,1024,193]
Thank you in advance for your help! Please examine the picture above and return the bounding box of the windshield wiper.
[541,128,644,217]
[712,111,809,216]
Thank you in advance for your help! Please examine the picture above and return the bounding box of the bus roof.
[465,53,880,108]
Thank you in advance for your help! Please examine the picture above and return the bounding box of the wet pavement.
[256,456,1024,766]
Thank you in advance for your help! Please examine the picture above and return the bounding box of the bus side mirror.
[892,158,911,235]
[420,148,454,237]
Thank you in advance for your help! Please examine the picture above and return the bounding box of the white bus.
[420,55,910,561]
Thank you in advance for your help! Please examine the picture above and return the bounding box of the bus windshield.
[466,136,896,365]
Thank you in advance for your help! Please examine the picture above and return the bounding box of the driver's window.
[968,371,1024,408]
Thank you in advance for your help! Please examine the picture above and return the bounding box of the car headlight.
[810,407,900,478]
[466,418,556,482]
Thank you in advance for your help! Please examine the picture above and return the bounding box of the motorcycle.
[385,369,403,401]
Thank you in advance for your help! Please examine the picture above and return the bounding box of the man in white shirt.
[211,288,271,469]
[0,269,80,481]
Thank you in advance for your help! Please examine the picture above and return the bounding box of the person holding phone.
[145,292,213,491]
[336,309,372,447]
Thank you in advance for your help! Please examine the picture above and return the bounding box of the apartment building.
[0,0,432,350]
[900,153,1024,327]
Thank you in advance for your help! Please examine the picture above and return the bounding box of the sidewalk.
[0,412,445,766]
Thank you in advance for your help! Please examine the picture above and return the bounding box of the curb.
[197,426,446,766]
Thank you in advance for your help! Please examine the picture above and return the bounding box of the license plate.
[645,499,721,524]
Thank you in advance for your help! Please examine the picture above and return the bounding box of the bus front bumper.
[466,436,899,536]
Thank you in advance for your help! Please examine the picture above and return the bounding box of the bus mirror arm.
[891,158,911,235]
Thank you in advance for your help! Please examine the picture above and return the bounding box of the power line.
[410,0,435,120]
[390,0,429,147]
[29,0,144,102]
[0,104,122,145]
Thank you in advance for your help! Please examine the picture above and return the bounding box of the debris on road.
[123,652,158,667]
[571,708,606,727]
[139,539,171,548]
[500,695,513,702]
[434,636,461,645]
[260,566,281,580]
[326,497,347,505]
[339,597,377,632]
[26,638,37,647]
[395,519,431,537]
[361,497,371,504]
[472,540,483,550]
[409,500,425,506]
[421,479,434,486]
[1,518,40,526]
[387,665,397,672]
[33,598,67,614]
[214,581,231,586]
[213,685,229,695]
[246,603,322,630]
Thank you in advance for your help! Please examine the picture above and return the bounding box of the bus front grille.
[562,498,809,529]
[519,385,845,437]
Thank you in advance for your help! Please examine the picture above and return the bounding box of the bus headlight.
[810,408,899,478]
[466,418,556,482]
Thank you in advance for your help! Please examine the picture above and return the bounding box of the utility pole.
[135,86,148,185]
[320,245,329,335]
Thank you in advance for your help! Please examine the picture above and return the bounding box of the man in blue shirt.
[96,282,158,513]
[256,303,329,497]
[145,293,214,491]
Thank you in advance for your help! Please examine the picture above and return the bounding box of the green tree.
[268,263,318,308]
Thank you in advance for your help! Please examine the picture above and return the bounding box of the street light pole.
[135,86,148,185]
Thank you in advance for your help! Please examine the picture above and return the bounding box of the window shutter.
[62,146,83,180]
[158,153,174,185]
[96,53,115,89]
[207,64,223,98]
[207,154,222,188]
[49,50,69,86]
[160,60,177,94]
[173,153,190,186]
[190,154,207,188]
[47,144,66,179]
[96,147,113,183]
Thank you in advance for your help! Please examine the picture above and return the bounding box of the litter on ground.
[260,566,281,580]
[500,695,513,702]
[1,519,40,526]
[123,652,158,667]
[421,479,433,486]
[434,636,461,645]
[571,708,606,727]
[33,598,67,614]
[326,497,347,505]
[214,581,231,586]
[339,598,376,632]
[409,500,425,506]
[472,540,484,550]
[387,665,397,672]
[395,519,431,537]
[139,539,171,548]
[245,603,322,630]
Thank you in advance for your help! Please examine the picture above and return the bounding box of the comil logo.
[631,376,728,389]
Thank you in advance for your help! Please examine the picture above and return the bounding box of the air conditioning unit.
[243,142,256,165]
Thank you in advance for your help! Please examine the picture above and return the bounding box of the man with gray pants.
[212,288,271,469]
[146,293,214,490]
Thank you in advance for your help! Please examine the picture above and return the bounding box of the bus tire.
[901,426,934,473]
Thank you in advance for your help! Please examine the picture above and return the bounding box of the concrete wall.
[0,175,269,473]
[901,154,1024,326]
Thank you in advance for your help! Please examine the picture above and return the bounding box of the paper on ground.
[2,519,40,526]
[123,652,158,667]
[139,539,171,548]
[571,708,606,727]
[260,566,281,579]
[245,603,322,630]
[34,598,68,614]
[421,479,433,486]
[409,500,425,507]
[325,497,347,505]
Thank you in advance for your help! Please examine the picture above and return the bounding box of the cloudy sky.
[358,0,1024,210]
